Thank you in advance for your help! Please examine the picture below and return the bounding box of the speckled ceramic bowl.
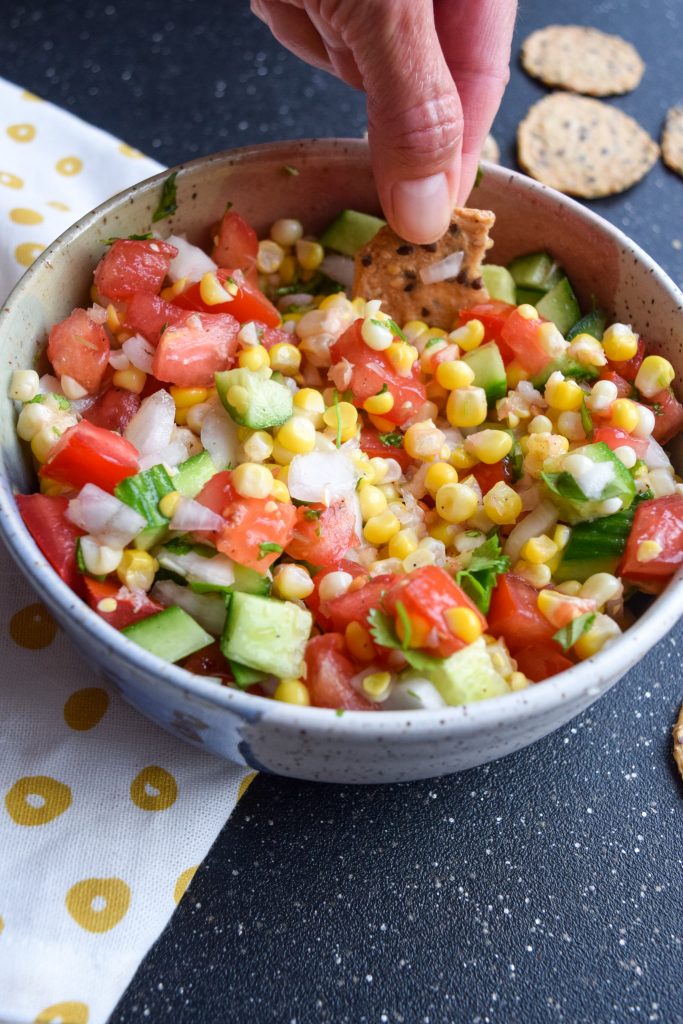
[1,140,682,783]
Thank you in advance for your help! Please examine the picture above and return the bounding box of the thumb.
[349,0,463,243]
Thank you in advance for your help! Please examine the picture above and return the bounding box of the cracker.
[662,106,683,178]
[521,25,644,97]
[352,207,495,330]
[517,93,659,198]
[673,702,683,781]
[481,133,500,163]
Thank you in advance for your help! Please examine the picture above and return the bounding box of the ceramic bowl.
[1,140,682,783]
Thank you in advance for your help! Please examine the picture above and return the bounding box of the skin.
[251,0,518,244]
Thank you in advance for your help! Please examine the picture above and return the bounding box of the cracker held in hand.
[352,208,495,330]
[518,93,659,198]
[662,106,683,178]
[673,703,683,781]
[521,25,644,97]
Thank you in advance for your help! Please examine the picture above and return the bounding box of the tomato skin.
[285,501,358,569]
[359,427,412,471]
[83,578,163,629]
[514,642,574,682]
[152,310,240,387]
[618,495,683,593]
[196,471,296,572]
[330,320,426,426]
[327,574,399,633]
[487,573,557,654]
[94,239,177,300]
[459,301,516,361]
[15,493,83,591]
[83,387,141,433]
[304,634,378,710]
[124,292,185,343]
[592,426,648,459]
[211,211,258,277]
[47,308,110,394]
[598,370,631,399]
[650,388,683,445]
[173,269,281,328]
[500,308,551,374]
[608,337,645,382]
[471,457,512,494]
[39,420,139,493]
[383,565,487,658]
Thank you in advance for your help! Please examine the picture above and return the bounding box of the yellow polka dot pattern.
[130,766,178,811]
[66,877,131,933]
[63,688,109,731]
[0,170,23,189]
[55,156,83,177]
[10,206,43,225]
[10,602,57,648]
[35,1002,89,1024]
[238,772,257,801]
[173,865,198,904]
[5,775,72,826]
[7,123,36,143]
[15,241,46,267]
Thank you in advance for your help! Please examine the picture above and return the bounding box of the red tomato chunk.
[124,292,185,343]
[40,419,139,493]
[152,310,240,387]
[514,642,574,682]
[16,493,83,591]
[83,387,141,432]
[211,210,258,277]
[326,574,399,633]
[618,495,683,593]
[173,269,281,328]
[94,239,177,300]
[83,578,163,629]
[285,501,358,569]
[305,634,378,710]
[487,573,557,654]
[47,308,110,394]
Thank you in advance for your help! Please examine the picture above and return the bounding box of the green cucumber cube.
[319,209,386,256]
[215,367,293,430]
[122,606,213,663]
[220,592,312,679]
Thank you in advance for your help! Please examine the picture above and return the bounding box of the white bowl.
[1,140,681,783]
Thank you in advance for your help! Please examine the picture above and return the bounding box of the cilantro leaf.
[553,612,596,652]
[101,232,153,245]
[152,171,178,223]
[258,542,283,558]
[377,431,403,449]
[303,508,322,521]
[394,601,411,650]
[387,319,407,342]
[283,165,299,176]
[581,397,593,440]
[540,471,587,503]
[455,534,510,614]
[474,164,484,188]
[367,608,444,671]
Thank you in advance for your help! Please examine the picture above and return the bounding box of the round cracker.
[673,702,683,782]
[481,133,500,163]
[521,25,644,97]
[517,93,659,198]
[662,106,683,178]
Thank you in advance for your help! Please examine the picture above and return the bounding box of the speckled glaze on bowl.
[1,140,682,783]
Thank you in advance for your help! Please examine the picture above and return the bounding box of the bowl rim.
[1,138,682,738]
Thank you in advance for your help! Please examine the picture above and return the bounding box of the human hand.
[251,0,517,243]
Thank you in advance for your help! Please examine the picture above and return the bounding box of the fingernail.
[391,172,452,243]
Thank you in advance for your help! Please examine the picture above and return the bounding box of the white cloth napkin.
[0,78,251,1024]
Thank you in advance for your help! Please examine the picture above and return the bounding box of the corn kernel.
[427,519,456,546]
[368,413,396,433]
[322,401,358,443]
[270,218,303,247]
[39,477,71,497]
[200,270,232,306]
[361,317,393,351]
[446,386,488,428]
[363,390,395,415]
[556,411,585,441]
[160,277,187,301]
[553,524,571,550]
[274,679,311,705]
[435,482,478,523]
[602,323,638,361]
[634,355,676,398]
[465,428,513,464]
[448,319,484,352]
[444,605,482,644]
[276,415,317,453]
[112,366,146,394]
[345,621,375,662]
[545,374,584,411]
[117,549,158,592]
[521,534,558,565]
[158,490,182,518]
[610,398,640,433]
[31,425,60,462]
[243,430,274,463]
[318,570,354,602]
[17,401,53,441]
[568,333,606,367]
[636,539,663,563]
[81,537,123,577]
[363,509,401,545]
[270,479,290,503]
[403,419,445,461]
[269,342,301,375]
[238,345,270,371]
[509,671,530,691]
[450,446,479,470]
[556,580,582,596]
[530,416,553,435]
[295,239,324,270]
[425,461,458,494]
[579,572,622,606]
[273,563,314,600]
[170,386,210,410]
[483,481,522,525]
[256,239,284,274]
[362,671,392,699]
[9,369,40,403]
[517,303,539,320]
[402,319,429,344]
[436,359,475,390]
[574,613,621,660]
[514,560,552,588]
[420,338,448,373]
[386,342,419,376]
[231,462,274,499]
[358,482,388,521]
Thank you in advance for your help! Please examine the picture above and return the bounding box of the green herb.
[101,232,154,245]
[303,508,322,521]
[540,471,587,503]
[160,322,168,336]
[152,171,178,223]
[367,608,444,671]
[224,201,233,212]
[193,543,217,558]
[376,383,389,396]
[455,534,510,614]
[509,440,524,482]
[406,689,419,700]
[51,394,71,411]
[377,431,403,448]
[474,164,484,188]
[283,165,299,176]
[75,539,106,582]
[553,612,596,652]
[388,319,407,342]
[580,398,593,440]
[258,542,283,558]
[28,394,45,404]
[651,402,663,416]
[424,337,443,349]
[163,537,193,556]
[394,601,412,650]
[333,389,342,448]
[335,708,345,717]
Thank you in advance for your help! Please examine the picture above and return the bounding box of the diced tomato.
[47,308,110,394]
[471,457,513,495]
[650,388,683,445]
[15,493,83,591]
[592,426,648,459]
[514,641,574,682]
[618,495,683,594]
[598,370,631,399]
[608,337,645,382]
[383,565,487,659]
[83,387,141,432]
[39,420,139,493]
[173,269,281,328]
[359,427,412,471]
[304,634,378,710]
[94,239,177,300]
[196,471,296,572]
[182,641,234,684]
[285,501,358,569]
[487,573,557,654]
[500,307,551,374]
[152,310,240,387]
[305,559,367,630]
[459,300,516,361]
[211,210,258,278]
[326,573,399,633]
[330,320,426,426]
[83,577,163,630]
[124,292,185,343]
[258,323,295,350]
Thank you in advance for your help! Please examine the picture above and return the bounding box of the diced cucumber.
[555,554,620,584]
[157,546,236,588]
[228,660,268,689]
[152,579,228,636]
[515,287,545,306]
[462,342,507,402]
[319,209,386,257]
[480,265,516,304]
[423,637,510,706]
[232,564,272,596]
[507,251,563,292]
[566,308,608,342]
[530,355,599,389]
[215,367,293,430]
[122,606,213,663]
[541,442,636,524]
[114,464,175,551]
[174,451,218,498]
[536,277,582,335]
[220,592,312,679]
[554,501,640,582]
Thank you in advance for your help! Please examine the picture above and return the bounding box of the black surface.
[3,1,683,1021]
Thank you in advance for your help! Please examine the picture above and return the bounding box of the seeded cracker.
[481,134,500,164]
[352,208,495,330]
[521,25,644,97]
[517,93,659,198]
[673,703,683,781]
[662,106,683,178]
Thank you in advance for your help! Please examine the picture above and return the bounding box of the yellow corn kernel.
[276,415,317,454]
[316,292,349,312]
[378,483,400,503]
[273,563,314,600]
[465,429,513,464]
[428,519,457,546]
[274,679,311,706]
[200,270,233,306]
[269,479,290,503]
[31,426,60,463]
[509,671,530,692]
[513,560,552,588]
[602,323,638,361]
[402,319,429,343]
[574,613,621,660]
[358,482,388,521]
[450,446,479,471]
[545,376,584,412]
[112,366,147,394]
[270,217,303,247]
[170,386,210,409]
[231,462,274,499]
[436,359,475,390]
[39,477,71,496]
[256,239,284,274]
[403,420,445,461]
[238,345,270,371]
[610,398,640,433]
[362,671,392,699]
[517,303,539,320]
[435,482,478,523]
[367,413,396,434]
[446,386,488,428]
[293,387,325,426]
[363,390,395,415]
[277,253,296,285]
[387,527,418,561]
[521,534,558,565]
[243,430,275,463]
[158,490,182,518]
[322,401,358,443]
[104,303,121,333]
[296,239,324,270]
[553,524,571,550]
[361,317,394,351]
[269,342,301,376]
[483,481,522,525]
[636,539,663,562]
[363,509,401,545]
[448,319,484,352]
[444,606,483,644]
[556,580,582,596]
[425,461,458,494]
[345,621,375,662]
[386,342,419,376]
[117,549,158,592]
[160,277,187,301]
[505,360,529,388]
[634,355,676,399]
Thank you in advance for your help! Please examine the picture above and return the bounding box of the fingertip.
[388,172,454,244]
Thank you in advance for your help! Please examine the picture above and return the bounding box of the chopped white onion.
[419,250,464,285]
[124,389,175,456]
[109,349,130,371]
[152,579,227,636]
[644,437,672,470]
[166,234,217,283]
[504,498,559,565]
[328,358,353,392]
[67,484,146,548]
[170,496,225,533]
[122,333,155,374]
[38,374,62,395]
[287,450,358,505]
[200,403,241,469]
[383,678,447,711]
[86,304,107,325]
[277,293,314,311]
[321,253,355,289]
[156,546,236,587]
[138,441,189,471]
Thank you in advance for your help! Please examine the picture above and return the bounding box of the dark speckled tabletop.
[2,1,683,1021]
